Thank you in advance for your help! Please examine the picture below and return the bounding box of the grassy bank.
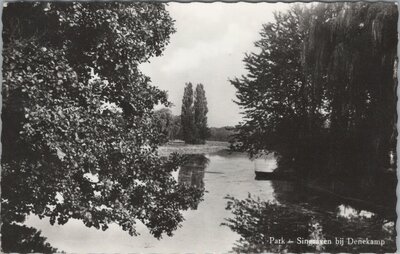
[158,140,230,156]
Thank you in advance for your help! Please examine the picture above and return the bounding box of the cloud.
[140,2,290,127]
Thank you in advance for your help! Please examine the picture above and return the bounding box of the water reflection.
[337,204,374,219]
[178,154,209,189]
[225,156,396,253]
[2,152,206,251]
[22,152,275,253]
[223,194,396,253]
[270,180,395,217]
[15,152,395,253]
[176,154,208,210]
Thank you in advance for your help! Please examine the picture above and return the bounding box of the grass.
[158,140,230,156]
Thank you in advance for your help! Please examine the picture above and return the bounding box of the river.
[24,151,395,252]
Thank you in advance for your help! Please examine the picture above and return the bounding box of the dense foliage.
[1,224,60,253]
[2,2,204,245]
[231,6,306,160]
[231,3,397,182]
[181,82,209,144]
[302,3,398,178]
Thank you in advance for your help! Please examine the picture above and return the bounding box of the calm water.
[24,152,395,252]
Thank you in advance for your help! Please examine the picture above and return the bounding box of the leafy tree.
[231,3,397,183]
[181,82,196,143]
[2,2,203,243]
[170,115,183,140]
[153,108,183,141]
[153,108,174,144]
[230,6,314,162]
[194,84,209,143]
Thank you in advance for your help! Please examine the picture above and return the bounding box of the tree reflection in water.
[1,223,61,253]
[223,195,395,253]
[178,154,208,209]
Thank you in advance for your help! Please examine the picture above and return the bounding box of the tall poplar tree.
[194,84,209,143]
[181,83,196,143]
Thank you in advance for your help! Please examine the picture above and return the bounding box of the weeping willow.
[302,2,397,179]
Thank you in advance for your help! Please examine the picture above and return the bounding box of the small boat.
[255,170,295,181]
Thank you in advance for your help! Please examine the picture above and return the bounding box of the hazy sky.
[140,2,290,127]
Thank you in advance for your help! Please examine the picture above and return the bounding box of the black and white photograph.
[1,1,398,253]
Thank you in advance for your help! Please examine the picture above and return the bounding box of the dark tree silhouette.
[302,2,398,179]
[230,6,310,163]
[1,224,60,253]
[231,3,397,186]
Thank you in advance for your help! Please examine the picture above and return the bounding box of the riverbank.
[158,140,230,156]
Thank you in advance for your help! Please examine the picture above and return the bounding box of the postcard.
[2,1,397,253]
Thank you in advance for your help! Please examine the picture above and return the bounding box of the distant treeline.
[153,108,182,142]
[208,127,236,142]
[153,108,235,142]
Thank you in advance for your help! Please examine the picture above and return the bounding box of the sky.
[140,2,290,127]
